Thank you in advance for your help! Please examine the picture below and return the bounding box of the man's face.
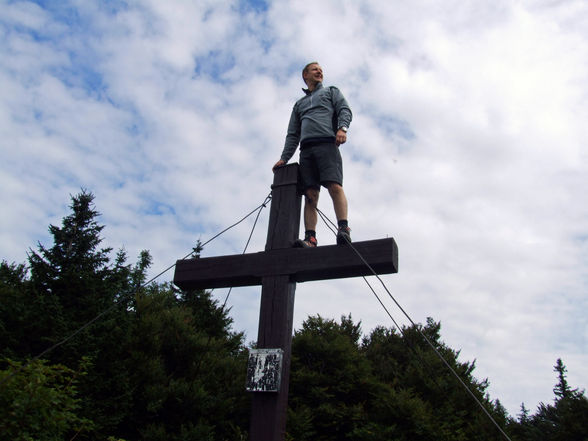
[303,63,323,86]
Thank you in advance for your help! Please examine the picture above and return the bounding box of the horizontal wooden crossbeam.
[173,238,398,291]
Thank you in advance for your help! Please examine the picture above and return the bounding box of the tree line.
[1,191,587,440]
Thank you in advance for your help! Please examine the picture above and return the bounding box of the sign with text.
[246,348,284,392]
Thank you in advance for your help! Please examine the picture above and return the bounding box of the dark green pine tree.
[508,402,541,441]
[28,190,115,326]
[2,190,252,440]
[120,284,250,441]
[360,323,440,441]
[553,358,571,400]
[21,190,152,437]
[287,314,381,441]
[363,318,511,441]
[0,261,42,359]
[528,358,588,441]
[287,315,512,441]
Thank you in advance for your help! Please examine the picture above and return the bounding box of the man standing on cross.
[273,61,353,248]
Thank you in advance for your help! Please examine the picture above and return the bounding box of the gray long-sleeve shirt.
[280,83,352,162]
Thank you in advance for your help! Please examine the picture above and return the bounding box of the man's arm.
[329,86,352,146]
[330,86,352,131]
[273,105,301,171]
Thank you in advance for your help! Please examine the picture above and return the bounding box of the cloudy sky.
[2,0,587,417]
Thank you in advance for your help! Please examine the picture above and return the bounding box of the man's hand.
[335,129,347,146]
[272,159,286,171]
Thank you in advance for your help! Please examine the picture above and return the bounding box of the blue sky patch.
[30,0,127,19]
[375,115,415,140]
[51,61,106,96]
[144,200,177,217]
[238,0,269,13]
[193,50,236,83]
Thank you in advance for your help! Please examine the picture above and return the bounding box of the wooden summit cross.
[173,163,398,441]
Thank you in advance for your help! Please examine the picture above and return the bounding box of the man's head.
[302,62,323,87]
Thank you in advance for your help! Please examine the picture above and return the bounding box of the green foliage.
[515,359,588,441]
[123,285,250,441]
[0,358,93,441]
[362,318,505,441]
[288,315,376,440]
[27,190,112,316]
[287,315,511,441]
[0,191,249,440]
[3,190,588,440]
[553,358,571,400]
[0,260,65,360]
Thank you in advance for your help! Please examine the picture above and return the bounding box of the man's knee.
[326,182,344,197]
[305,188,320,205]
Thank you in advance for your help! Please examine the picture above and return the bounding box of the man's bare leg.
[304,188,320,231]
[327,183,348,222]
[327,183,351,244]
[293,188,320,247]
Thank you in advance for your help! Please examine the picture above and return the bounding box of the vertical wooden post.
[249,164,301,441]
[264,163,301,251]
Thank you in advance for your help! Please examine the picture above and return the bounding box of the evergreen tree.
[362,318,508,441]
[287,315,511,440]
[508,403,538,440]
[553,358,570,400]
[121,284,249,441]
[528,359,588,441]
[1,191,150,438]
[0,261,43,359]
[1,190,251,440]
[27,190,116,327]
[287,314,382,440]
